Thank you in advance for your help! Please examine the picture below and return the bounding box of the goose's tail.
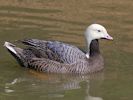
[4,42,27,67]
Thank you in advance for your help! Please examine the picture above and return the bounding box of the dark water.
[0,0,133,100]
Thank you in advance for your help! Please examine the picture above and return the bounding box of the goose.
[4,24,113,74]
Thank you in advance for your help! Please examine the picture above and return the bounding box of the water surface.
[0,0,133,100]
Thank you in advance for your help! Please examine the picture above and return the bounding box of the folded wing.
[21,39,85,64]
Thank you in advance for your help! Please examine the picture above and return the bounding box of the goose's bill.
[102,34,113,40]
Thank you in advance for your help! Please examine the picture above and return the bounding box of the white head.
[84,24,113,58]
[85,24,113,43]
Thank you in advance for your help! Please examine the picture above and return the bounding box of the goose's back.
[22,39,86,64]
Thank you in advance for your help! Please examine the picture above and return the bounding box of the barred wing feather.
[22,39,86,64]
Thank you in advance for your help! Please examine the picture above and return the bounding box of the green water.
[0,0,133,100]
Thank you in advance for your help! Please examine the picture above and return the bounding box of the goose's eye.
[98,30,101,32]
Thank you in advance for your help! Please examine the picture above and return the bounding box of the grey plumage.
[4,39,104,74]
[4,24,113,74]
[22,39,86,64]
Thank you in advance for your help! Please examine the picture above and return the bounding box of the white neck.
[84,30,93,59]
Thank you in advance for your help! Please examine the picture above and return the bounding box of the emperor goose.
[4,24,113,74]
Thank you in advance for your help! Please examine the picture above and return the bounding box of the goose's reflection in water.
[4,70,104,100]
